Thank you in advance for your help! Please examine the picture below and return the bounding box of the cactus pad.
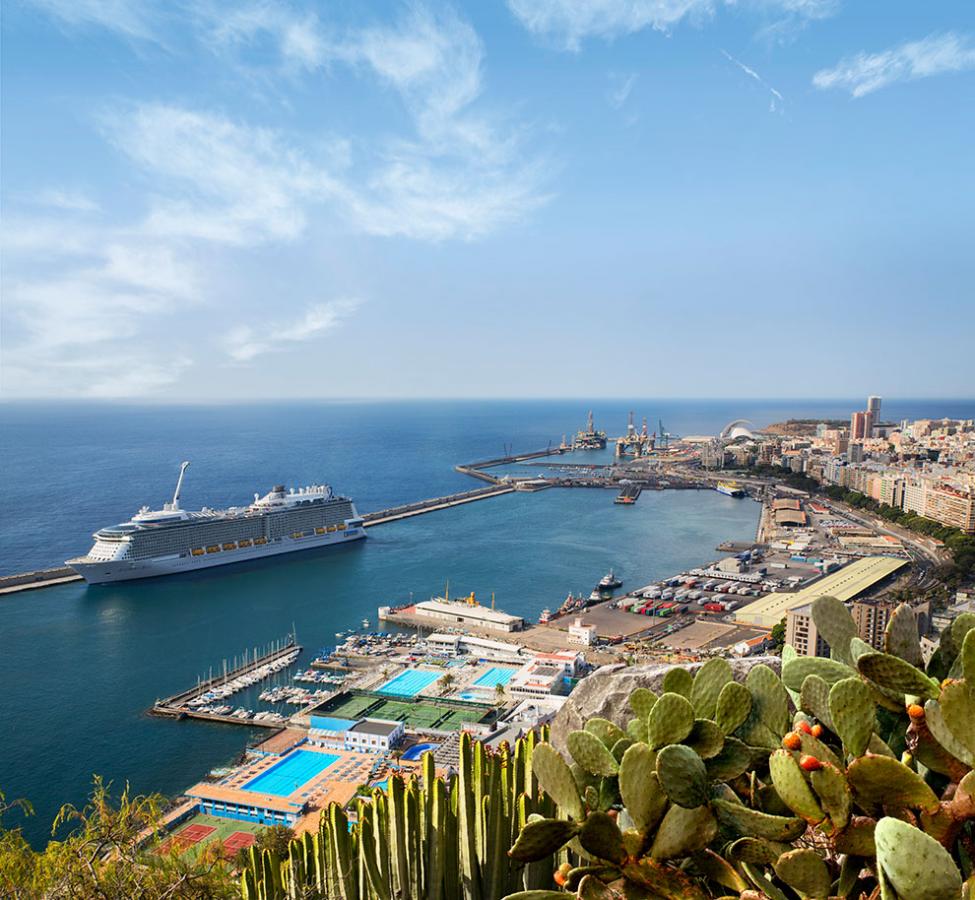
[811,594,857,666]
[798,674,836,733]
[809,762,852,831]
[531,744,584,820]
[937,680,975,758]
[711,798,807,842]
[568,731,620,777]
[585,718,627,749]
[715,681,752,735]
[618,744,666,834]
[884,602,922,666]
[774,848,832,899]
[662,666,694,698]
[769,750,825,824]
[685,719,725,759]
[704,735,753,781]
[857,651,940,699]
[578,811,626,865]
[746,664,790,737]
[689,656,733,719]
[507,817,580,861]
[649,803,717,860]
[628,686,657,719]
[656,744,709,809]
[828,676,876,757]
[924,697,975,767]
[782,656,853,691]
[846,755,940,813]
[646,692,695,749]
[625,717,649,744]
[875,816,962,900]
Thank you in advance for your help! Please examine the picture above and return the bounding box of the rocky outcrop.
[552,656,781,754]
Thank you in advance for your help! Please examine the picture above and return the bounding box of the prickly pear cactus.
[502,593,975,900]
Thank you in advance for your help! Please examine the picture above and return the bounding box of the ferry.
[716,481,745,498]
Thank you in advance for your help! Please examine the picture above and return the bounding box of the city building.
[567,617,597,647]
[785,604,830,658]
[851,600,931,650]
[926,484,975,534]
[308,715,405,753]
[850,412,868,441]
[867,396,882,437]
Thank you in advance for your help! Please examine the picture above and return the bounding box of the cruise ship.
[67,462,366,584]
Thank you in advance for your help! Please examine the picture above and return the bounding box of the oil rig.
[615,412,655,458]
[573,410,607,450]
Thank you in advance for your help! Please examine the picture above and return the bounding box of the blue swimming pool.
[400,742,440,761]
[243,750,339,797]
[378,669,441,698]
[473,667,517,688]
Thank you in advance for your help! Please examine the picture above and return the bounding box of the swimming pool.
[377,669,441,698]
[473,667,517,688]
[457,691,482,701]
[243,750,339,797]
[400,742,439,761]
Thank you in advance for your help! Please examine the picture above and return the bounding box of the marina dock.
[150,637,303,728]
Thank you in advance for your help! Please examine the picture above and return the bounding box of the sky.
[1,0,973,401]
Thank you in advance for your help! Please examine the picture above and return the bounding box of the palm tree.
[439,672,455,694]
[494,682,506,708]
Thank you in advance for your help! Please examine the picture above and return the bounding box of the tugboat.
[598,570,623,590]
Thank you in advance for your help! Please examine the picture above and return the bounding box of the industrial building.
[735,556,907,629]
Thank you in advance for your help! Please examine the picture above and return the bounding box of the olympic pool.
[377,669,442,698]
[473,667,517,688]
[243,750,339,797]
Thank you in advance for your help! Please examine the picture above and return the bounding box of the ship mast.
[171,461,190,510]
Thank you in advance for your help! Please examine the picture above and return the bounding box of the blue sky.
[2,0,973,400]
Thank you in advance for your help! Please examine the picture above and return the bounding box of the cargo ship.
[67,462,365,584]
[715,481,745,498]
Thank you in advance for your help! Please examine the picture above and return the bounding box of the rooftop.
[350,718,401,736]
[735,556,907,629]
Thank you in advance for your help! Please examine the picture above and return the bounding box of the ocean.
[1,398,971,846]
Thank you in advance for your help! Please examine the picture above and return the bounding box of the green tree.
[0,780,236,899]
[769,617,786,651]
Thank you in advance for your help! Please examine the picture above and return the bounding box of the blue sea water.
[0,398,971,846]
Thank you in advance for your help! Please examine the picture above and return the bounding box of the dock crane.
[658,419,670,449]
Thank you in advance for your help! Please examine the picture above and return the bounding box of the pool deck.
[186,745,375,817]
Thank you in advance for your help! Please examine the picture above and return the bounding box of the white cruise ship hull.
[69,527,366,585]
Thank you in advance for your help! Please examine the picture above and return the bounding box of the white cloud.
[225,299,360,362]
[607,72,638,109]
[105,103,342,246]
[33,188,101,212]
[507,0,713,50]
[721,50,784,112]
[25,0,159,42]
[506,0,837,49]
[813,32,975,98]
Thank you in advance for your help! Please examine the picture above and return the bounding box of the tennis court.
[222,831,257,855]
[243,749,339,797]
[159,823,214,854]
[377,669,442,698]
[312,691,494,731]
[473,666,517,688]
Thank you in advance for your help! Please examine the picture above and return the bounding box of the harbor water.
[1,398,971,846]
